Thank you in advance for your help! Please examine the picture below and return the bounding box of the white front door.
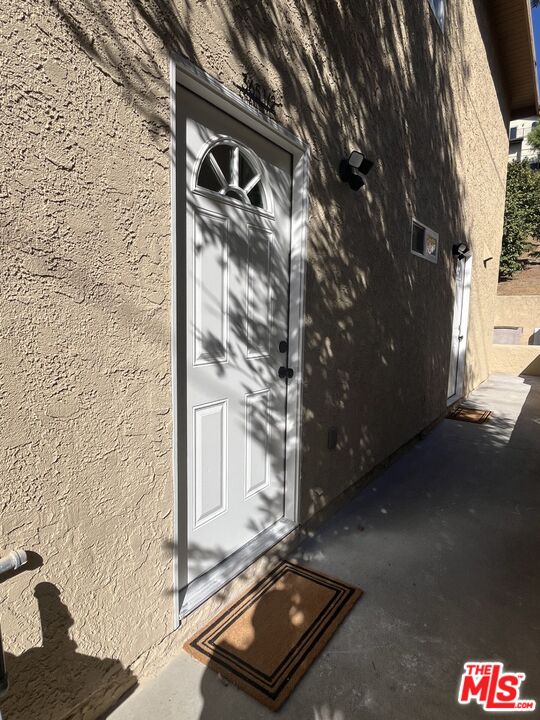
[447,256,471,401]
[179,87,293,584]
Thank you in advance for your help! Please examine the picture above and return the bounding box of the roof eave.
[489,0,540,118]
[522,0,540,115]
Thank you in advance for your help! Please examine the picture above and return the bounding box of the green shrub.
[500,160,540,278]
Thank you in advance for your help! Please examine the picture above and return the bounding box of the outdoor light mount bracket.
[452,243,472,260]
[339,150,374,191]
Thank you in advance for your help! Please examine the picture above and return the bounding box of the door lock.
[279,340,288,353]
[278,366,294,379]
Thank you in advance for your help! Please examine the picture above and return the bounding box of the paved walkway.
[108,374,540,720]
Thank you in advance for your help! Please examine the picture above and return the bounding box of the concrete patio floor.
[108,374,540,720]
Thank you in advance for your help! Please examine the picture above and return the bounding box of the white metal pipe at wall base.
[0,550,27,576]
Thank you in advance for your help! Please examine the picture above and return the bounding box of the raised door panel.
[246,226,274,359]
[245,389,271,498]
[193,209,229,365]
[193,400,228,527]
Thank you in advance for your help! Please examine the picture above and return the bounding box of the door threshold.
[177,518,297,620]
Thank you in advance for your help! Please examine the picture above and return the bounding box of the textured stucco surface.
[491,293,540,375]
[490,345,540,375]
[494,293,540,344]
[0,3,173,717]
[0,1,510,718]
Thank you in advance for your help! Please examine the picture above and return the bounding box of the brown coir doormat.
[184,561,362,710]
[448,405,491,424]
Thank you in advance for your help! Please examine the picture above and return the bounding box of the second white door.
[447,256,471,401]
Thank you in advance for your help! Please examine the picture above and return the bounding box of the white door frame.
[447,254,473,406]
[170,54,310,624]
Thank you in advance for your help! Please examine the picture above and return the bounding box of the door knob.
[278,366,294,379]
[458,335,464,341]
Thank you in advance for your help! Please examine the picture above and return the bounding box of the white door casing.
[447,255,472,403]
[171,57,309,622]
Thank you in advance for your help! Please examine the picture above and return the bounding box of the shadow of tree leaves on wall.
[45,0,492,523]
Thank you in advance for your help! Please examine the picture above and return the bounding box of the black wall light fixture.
[452,243,472,260]
[339,150,374,191]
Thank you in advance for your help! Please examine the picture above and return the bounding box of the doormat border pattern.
[448,405,491,424]
[183,561,362,710]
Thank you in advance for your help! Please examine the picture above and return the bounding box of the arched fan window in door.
[196,141,268,210]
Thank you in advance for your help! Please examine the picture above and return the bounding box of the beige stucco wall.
[490,294,540,375]
[0,1,510,718]
[0,4,174,717]
[490,345,540,375]
[494,294,540,344]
